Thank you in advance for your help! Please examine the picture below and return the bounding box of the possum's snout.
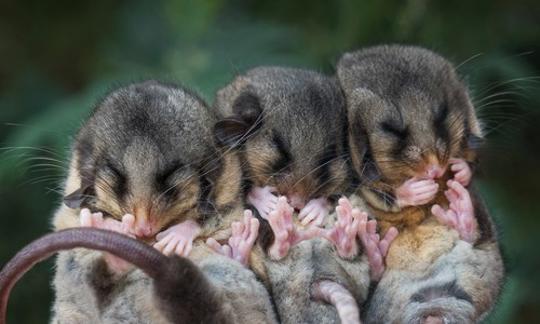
[287,193,306,210]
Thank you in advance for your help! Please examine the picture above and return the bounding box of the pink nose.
[287,193,306,210]
[134,221,154,238]
[426,164,444,179]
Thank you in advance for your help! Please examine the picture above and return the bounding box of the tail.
[403,282,476,324]
[0,228,230,324]
[312,280,361,324]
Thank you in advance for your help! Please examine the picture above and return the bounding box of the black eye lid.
[157,160,185,183]
[103,160,125,179]
[434,101,449,125]
[380,120,408,139]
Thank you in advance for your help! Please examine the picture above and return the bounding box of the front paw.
[79,209,135,274]
[449,158,472,186]
[396,177,439,208]
[248,186,279,219]
[298,197,331,226]
[153,220,201,257]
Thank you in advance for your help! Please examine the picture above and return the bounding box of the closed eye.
[434,101,449,126]
[380,121,408,139]
[102,160,127,197]
[157,161,185,185]
[270,132,292,174]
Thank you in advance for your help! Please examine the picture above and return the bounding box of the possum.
[48,80,276,323]
[337,45,504,323]
[213,67,393,323]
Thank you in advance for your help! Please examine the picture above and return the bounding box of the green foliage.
[0,0,539,322]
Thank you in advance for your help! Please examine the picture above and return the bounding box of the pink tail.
[313,280,361,324]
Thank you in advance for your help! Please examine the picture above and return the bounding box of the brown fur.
[337,45,504,323]
[51,81,276,323]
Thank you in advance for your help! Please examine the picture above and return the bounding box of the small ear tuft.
[232,92,262,126]
[63,186,91,209]
[467,133,484,150]
[213,118,251,147]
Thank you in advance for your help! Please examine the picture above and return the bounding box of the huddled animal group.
[0,45,504,324]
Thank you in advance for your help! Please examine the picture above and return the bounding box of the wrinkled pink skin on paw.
[322,197,362,259]
[79,208,136,274]
[354,212,398,281]
[396,178,439,208]
[248,186,278,220]
[449,158,472,187]
[267,197,322,260]
[153,219,201,257]
[298,197,331,226]
[322,197,398,280]
[431,180,478,244]
[396,157,472,209]
[206,210,260,267]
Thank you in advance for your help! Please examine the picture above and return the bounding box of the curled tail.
[0,228,230,324]
[312,280,361,324]
[403,282,476,324]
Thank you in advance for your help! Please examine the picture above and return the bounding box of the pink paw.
[323,197,362,259]
[267,197,322,260]
[248,186,279,219]
[79,208,135,274]
[449,158,472,187]
[153,220,201,257]
[396,177,439,208]
[431,180,478,243]
[298,197,331,226]
[358,218,398,281]
[207,210,259,266]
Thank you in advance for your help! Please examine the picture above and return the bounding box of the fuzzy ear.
[214,91,263,147]
[213,118,252,147]
[63,185,92,209]
[232,91,262,126]
[467,133,484,150]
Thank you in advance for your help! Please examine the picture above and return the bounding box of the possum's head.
[64,81,241,239]
[214,67,349,210]
[338,46,483,185]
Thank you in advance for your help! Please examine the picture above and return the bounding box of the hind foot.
[323,197,362,259]
[431,180,478,243]
[358,218,398,281]
[207,210,259,266]
[268,197,322,260]
[80,208,135,274]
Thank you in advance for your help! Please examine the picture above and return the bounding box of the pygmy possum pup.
[214,66,350,258]
[337,45,504,323]
[50,81,276,323]
[215,67,391,324]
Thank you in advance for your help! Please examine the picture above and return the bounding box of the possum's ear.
[213,118,251,147]
[467,133,484,150]
[348,88,380,181]
[63,185,92,209]
[214,92,263,147]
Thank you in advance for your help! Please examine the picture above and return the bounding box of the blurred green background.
[0,0,539,322]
